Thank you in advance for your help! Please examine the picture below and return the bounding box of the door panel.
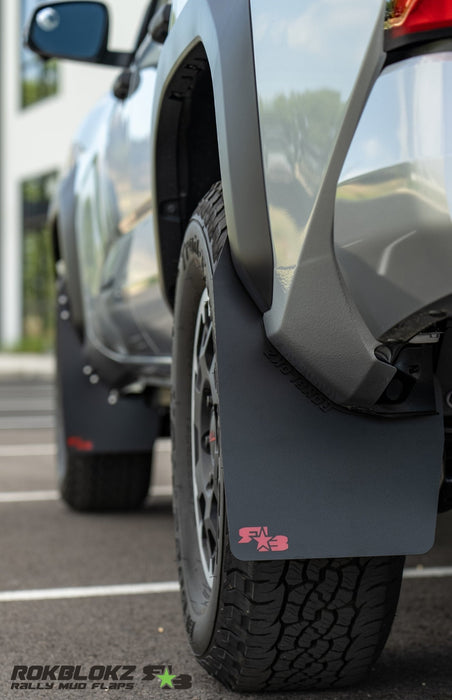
[94,56,172,357]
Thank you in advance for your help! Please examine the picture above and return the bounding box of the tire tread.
[201,548,404,691]
[173,183,404,692]
[61,453,151,511]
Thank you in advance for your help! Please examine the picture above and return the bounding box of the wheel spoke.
[208,355,219,407]
[192,384,204,445]
[191,289,222,588]
[194,452,210,501]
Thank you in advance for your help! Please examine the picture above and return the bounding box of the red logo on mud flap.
[67,436,94,452]
[238,526,289,552]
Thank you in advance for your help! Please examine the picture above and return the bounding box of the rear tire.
[172,183,405,692]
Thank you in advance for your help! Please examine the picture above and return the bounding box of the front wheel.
[171,183,404,692]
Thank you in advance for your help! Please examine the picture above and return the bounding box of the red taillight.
[386,0,452,37]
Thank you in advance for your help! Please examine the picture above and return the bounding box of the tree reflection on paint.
[259,89,343,266]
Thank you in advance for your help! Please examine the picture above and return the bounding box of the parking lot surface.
[0,377,451,699]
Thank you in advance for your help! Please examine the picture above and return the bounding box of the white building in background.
[0,0,146,349]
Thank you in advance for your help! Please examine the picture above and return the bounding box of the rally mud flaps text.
[10,665,192,691]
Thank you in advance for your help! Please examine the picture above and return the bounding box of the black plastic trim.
[53,167,84,334]
[385,26,452,53]
[153,0,274,312]
[149,3,172,45]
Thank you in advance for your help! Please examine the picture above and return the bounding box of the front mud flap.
[57,301,160,456]
[213,245,444,561]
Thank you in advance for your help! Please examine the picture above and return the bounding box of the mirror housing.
[25,1,132,67]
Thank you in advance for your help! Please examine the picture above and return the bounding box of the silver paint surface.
[251,0,384,274]
[252,0,396,406]
[74,62,172,360]
[335,53,452,339]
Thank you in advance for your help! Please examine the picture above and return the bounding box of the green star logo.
[156,667,177,689]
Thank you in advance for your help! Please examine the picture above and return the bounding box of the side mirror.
[26,1,132,67]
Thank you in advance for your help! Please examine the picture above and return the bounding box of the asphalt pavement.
[0,370,451,699]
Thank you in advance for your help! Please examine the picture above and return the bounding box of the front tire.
[171,183,404,692]
[56,277,152,512]
[58,443,151,512]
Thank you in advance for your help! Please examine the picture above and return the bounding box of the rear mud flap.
[213,245,444,560]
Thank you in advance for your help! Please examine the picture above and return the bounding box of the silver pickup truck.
[26,0,452,691]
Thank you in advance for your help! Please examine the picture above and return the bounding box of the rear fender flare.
[53,167,84,333]
[152,0,273,312]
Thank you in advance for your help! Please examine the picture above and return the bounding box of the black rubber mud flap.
[57,302,160,456]
[213,244,444,560]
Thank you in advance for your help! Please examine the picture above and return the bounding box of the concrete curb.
[0,353,55,379]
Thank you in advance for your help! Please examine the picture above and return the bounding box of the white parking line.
[0,439,170,457]
[0,490,59,503]
[0,444,56,457]
[151,485,172,497]
[0,567,450,604]
[0,582,180,602]
[0,441,170,457]
[0,417,55,430]
[0,486,172,503]
[403,566,452,579]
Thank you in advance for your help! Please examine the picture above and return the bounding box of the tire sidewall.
[171,213,225,656]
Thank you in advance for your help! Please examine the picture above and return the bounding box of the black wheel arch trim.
[152,0,274,313]
[52,166,85,334]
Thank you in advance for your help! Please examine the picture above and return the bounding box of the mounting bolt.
[82,365,93,376]
[108,390,119,406]
[58,294,68,306]
[162,200,178,216]
[89,374,99,385]
[60,310,70,321]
